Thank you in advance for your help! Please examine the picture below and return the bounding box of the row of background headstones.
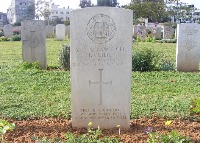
[1,24,176,40]
[2,22,199,73]
[133,24,176,40]
[0,24,70,39]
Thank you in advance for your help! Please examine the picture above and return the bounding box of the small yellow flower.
[88,122,93,127]
[117,125,120,128]
[165,120,172,126]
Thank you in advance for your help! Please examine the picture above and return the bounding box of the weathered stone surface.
[56,24,65,40]
[176,24,200,72]
[70,7,132,129]
[155,27,162,40]
[21,20,47,69]
[163,26,175,39]
[46,25,55,38]
[3,24,13,38]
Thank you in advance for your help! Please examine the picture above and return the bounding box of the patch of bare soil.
[5,117,200,143]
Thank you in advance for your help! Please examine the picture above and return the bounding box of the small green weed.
[159,59,175,71]
[32,136,63,143]
[0,37,9,42]
[12,35,21,41]
[59,45,70,71]
[65,123,120,143]
[0,119,15,143]
[132,48,160,72]
[18,62,41,70]
[191,98,200,114]
[32,122,120,143]
[147,130,193,143]
[190,98,200,121]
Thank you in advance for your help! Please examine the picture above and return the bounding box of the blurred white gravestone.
[155,27,162,40]
[21,20,47,69]
[163,26,175,39]
[70,7,132,129]
[56,24,65,40]
[176,24,200,72]
[46,25,55,38]
[3,24,13,38]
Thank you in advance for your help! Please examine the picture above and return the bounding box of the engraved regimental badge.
[87,14,116,44]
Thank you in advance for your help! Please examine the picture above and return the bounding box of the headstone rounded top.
[22,20,45,31]
[71,7,132,14]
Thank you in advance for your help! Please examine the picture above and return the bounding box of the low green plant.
[159,59,175,71]
[19,62,41,70]
[190,98,200,121]
[191,98,200,114]
[12,35,21,41]
[0,119,15,143]
[59,44,70,71]
[146,36,152,42]
[32,136,63,143]
[0,36,9,42]
[136,35,142,42]
[65,123,120,143]
[64,20,70,26]
[32,122,120,143]
[147,130,193,143]
[152,37,156,43]
[132,48,160,72]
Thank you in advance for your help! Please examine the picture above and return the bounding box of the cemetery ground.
[0,39,200,142]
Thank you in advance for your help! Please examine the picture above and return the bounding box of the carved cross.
[89,69,112,105]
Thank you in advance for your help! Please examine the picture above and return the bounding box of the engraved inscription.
[29,31,39,48]
[73,46,127,67]
[75,108,127,120]
[87,14,116,44]
[23,21,45,31]
[89,69,112,105]
[184,40,197,50]
[183,26,199,50]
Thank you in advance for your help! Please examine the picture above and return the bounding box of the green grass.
[0,40,200,120]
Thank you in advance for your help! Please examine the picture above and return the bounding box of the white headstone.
[70,7,132,129]
[56,24,65,40]
[163,26,175,39]
[46,25,55,38]
[176,24,200,72]
[155,27,162,40]
[21,20,47,69]
[3,24,13,38]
